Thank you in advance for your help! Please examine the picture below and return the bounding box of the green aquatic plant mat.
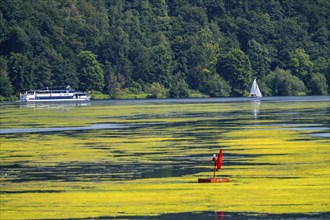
[1,101,329,219]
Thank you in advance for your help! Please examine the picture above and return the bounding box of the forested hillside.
[1,0,329,100]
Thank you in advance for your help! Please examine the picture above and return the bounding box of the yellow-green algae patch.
[1,101,329,219]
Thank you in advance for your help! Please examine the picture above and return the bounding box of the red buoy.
[198,148,230,183]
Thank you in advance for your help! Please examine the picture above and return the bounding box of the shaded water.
[64,211,329,220]
[1,96,329,219]
[0,123,131,134]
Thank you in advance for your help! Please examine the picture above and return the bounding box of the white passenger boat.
[20,88,91,102]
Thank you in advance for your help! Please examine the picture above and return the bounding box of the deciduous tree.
[217,49,252,96]
[77,51,104,91]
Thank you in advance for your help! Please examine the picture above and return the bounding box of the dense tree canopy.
[0,0,329,100]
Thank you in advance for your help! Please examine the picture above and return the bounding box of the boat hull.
[21,98,90,102]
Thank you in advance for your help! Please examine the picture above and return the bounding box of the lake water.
[0,96,329,219]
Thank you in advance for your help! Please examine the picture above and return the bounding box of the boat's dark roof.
[36,89,75,92]
[28,87,76,92]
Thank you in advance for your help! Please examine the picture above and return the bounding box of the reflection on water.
[19,101,91,109]
[251,100,261,119]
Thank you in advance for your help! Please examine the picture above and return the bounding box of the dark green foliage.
[77,51,104,91]
[104,61,125,99]
[288,49,313,81]
[187,68,230,97]
[169,75,190,98]
[312,57,330,94]
[0,57,14,98]
[247,40,271,79]
[309,73,328,95]
[149,36,173,87]
[8,53,34,92]
[202,74,231,97]
[266,68,307,96]
[146,82,167,98]
[52,57,78,89]
[217,49,252,96]
[0,0,329,99]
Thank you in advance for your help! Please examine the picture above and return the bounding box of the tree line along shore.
[0,0,329,101]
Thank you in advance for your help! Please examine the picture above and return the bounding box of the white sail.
[249,78,262,97]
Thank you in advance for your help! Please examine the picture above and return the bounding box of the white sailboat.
[249,78,262,98]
